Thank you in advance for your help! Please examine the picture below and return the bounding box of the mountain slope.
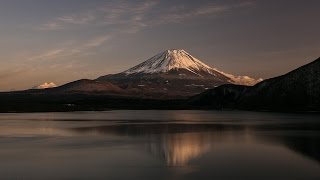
[98,49,261,97]
[31,79,126,95]
[123,49,224,77]
[239,57,320,110]
[190,57,320,111]
[189,84,251,109]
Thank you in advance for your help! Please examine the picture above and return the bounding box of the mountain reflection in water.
[148,132,211,166]
[1,111,320,179]
[70,123,320,166]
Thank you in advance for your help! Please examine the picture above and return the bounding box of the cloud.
[39,1,254,31]
[32,1,255,62]
[56,14,95,24]
[154,1,254,24]
[28,34,112,61]
[33,82,57,89]
[39,12,96,30]
[39,22,63,30]
[28,49,65,61]
[228,76,263,86]
[84,35,112,48]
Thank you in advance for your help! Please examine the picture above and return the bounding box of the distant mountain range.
[0,51,319,112]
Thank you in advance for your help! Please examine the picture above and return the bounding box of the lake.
[0,110,319,180]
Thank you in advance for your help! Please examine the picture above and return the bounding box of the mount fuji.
[97,49,261,97]
[16,49,261,99]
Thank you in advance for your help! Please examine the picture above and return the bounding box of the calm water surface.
[0,110,320,180]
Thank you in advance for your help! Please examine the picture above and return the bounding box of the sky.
[0,0,320,91]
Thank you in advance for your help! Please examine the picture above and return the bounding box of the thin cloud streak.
[28,49,66,61]
[28,35,112,61]
[39,22,63,30]
[84,35,112,48]
[39,1,255,31]
[56,14,95,25]
[39,12,96,30]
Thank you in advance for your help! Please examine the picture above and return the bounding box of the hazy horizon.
[1,0,320,91]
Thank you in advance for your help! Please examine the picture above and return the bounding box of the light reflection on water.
[0,111,320,179]
[151,133,211,166]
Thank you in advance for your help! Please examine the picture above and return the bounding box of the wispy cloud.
[34,1,255,61]
[84,35,112,48]
[28,34,112,61]
[28,49,65,60]
[56,14,95,25]
[154,1,254,24]
[39,11,96,30]
[39,1,254,31]
[39,22,63,30]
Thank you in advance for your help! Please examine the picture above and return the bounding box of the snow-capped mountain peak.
[123,49,216,76]
[121,49,262,85]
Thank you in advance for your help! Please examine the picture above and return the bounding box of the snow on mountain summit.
[33,82,57,89]
[123,49,215,76]
[122,49,262,85]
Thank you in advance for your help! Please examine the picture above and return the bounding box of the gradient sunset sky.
[0,0,319,91]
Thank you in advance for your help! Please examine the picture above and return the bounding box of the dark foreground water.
[0,110,320,180]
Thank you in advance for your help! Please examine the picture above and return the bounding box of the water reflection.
[69,123,320,166]
[147,133,211,166]
[1,111,320,179]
